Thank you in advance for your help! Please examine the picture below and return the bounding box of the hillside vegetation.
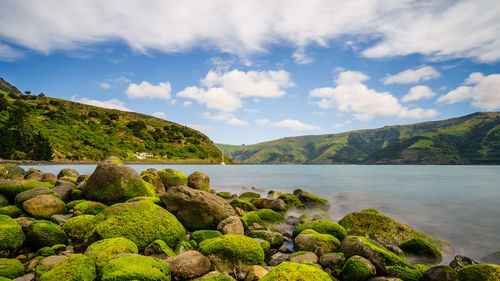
[217,112,500,164]
[0,79,223,162]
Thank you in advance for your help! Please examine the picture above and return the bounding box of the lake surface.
[21,164,500,262]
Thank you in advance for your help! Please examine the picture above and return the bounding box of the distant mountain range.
[217,112,500,164]
[0,78,224,162]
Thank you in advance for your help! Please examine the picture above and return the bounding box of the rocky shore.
[0,157,499,281]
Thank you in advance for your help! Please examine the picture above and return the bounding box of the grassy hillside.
[216,112,500,164]
[0,79,224,162]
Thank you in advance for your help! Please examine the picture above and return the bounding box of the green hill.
[216,112,500,164]
[0,79,224,162]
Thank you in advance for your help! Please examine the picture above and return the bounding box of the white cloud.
[2,1,499,62]
[383,66,440,85]
[256,119,321,131]
[309,70,438,121]
[178,86,242,112]
[401,85,436,102]
[202,112,233,121]
[182,101,193,107]
[71,96,131,111]
[292,48,314,64]
[438,73,500,110]
[125,81,171,100]
[186,124,215,133]
[0,43,23,61]
[226,117,248,126]
[100,82,111,89]
[152,112,166,119]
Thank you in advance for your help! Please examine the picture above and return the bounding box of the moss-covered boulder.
[342,255,376,281]
[247,230,284,248]
[199,234,264,275]
[250,198,287,212]
[239,192,260,201]
[241,209,285,228]
[166,250,211,280]
[295,229,341,256]
[72,201,106,215]
[63,214,96,242]
[217,192,233,200]
[0,164,25,179]
[194,271,235,280]
[0,258,24,279]
[340,236,415,276]
[229,199,256,212]
[339,210,452,255]
[39,254,96,281]
[144,239,177,259]
[158,168,187,189]
[319,252,345,276]
[278,193,305,209]
[0,206,22,218]
[160,185,236,230]
[57,168,79,179]
[141,169,166,195]
[289,251,319,264]
[100,254,171,281]
[260,261,332,281]
[192,230,223,244]
[457,264,500,281]
[399,237,442,264]
[0,180,53,200]
[14,187,56,207]
[85,200,186,250]
[41,173,58,185]
[188,171,210,191]
[85,237,139,267]
[27,220,67,247]
[483,250,500,265]
[292,220,347,241]
[0,215,25,257]
[293,188,330,211]
[22,195,66,219]
[82,157,155,205]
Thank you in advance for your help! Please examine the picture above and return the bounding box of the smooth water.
[22,164,500,261]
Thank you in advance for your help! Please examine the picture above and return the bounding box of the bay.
[22,164,500,262]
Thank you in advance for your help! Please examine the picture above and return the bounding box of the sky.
[1,0,499,145]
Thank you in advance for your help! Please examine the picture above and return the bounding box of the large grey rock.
[166,250,211,280]
[160,185,236,230]
[217,216,244,235]
[449,255,478,271]
[57,168,79,179]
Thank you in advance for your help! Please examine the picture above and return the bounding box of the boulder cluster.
[0,159,499,281]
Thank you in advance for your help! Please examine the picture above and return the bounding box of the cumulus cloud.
[438,73,500,110]
[383,66,440,85]
[401,85,436,102]
[125,81,171,100]
[71,96,131,111]
[309,70,438,121]
[177,69,293,112]
[292,48,314,64]
[1,1,499,62]
[152,112,166,119]
[226,117,249,126]
[256,119,321,131]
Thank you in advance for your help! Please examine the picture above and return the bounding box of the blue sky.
[1,1,499,145]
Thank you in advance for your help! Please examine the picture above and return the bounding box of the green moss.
[360,208,379,214]
[0,258,24,279]
[175,240,195,253]
[260,261,333,281]
[192,230,222,244]
[246,230,284,248]
[187,171,210,191]
[483,250,500,264]
[241,209,285,228]
[36,246,55,257]
[69,189,83,201]
[342,256,373,281]
[62,215,96,242]
[399,237,442,264]
[0,206,22,218]
[256,239,270,254]
[66,200,87,210]
[84,237,138,267]
[199,234,264,265]
[216,192,233,200]
[51,244,66,254]
[99,254,171,281]
[158,168,187,188]
[290,251,309,258]
[229,199,256,211]
[457,264,500,281]
[294,189,330,210]
[85,201,186,250]
[73,201,107,215]
[278,193,305,209]
[0,180,53,199]
[239,192,260,200]
[146,240,176,258]
[0,215,25,258]
[292,220,347,241]
[298,229,341,247]
[27,220,67,247]
[39,254,96,281]
[387,265,423,281]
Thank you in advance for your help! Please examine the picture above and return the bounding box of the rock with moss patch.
[35,255,67,277]
[41,173,57,185]
[449,255,478,272]
[217,216,244,235]
[278,193,305,209]
[295,229,341,256]
[239,192,260,201]
[1,165,25,179]
[160,185,235,230]
[22,195,65,219]
[342,255,376,281]
[399,237,442,264]
[0,206,22,218]
[83,157,156,205]
[292,220,347,241]
[141,169,166,194]
[27,220,67,247]
[320,252,345,276]
[14,188,56,207]
[339,210,452,255]
[230,199,256,212]
[194,271,235,280]
[166,250,211,280]
[199,234,264,275]
[100,254,171,281]
[126,196,164,207]
[456,264,500,281]
[482,250,500,265]
[0,215,25,257]
[293,188,330,211]
[250,198,287,212]
[85,200,186,250]
[39,254,96,281]
[289,251,319,263]
[85,237,138,267]
[241,209,285,229]
[144,239,177,259]
[158,168,188,189]
[247,230,284,248]
[217,192,233,200]
[0,258,24,279]
[260,261,332,281]
[57,169,79,179]
[0,180,53,200]
[188,171,210,191]
[192,230,223,243]
[72,201,106,215]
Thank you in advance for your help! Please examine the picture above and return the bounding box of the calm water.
[21,164,500,262]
